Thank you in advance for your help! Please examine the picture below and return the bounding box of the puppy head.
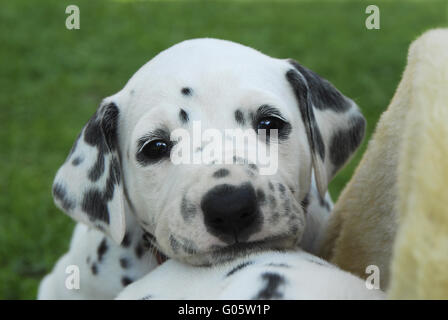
[53,39,365,265]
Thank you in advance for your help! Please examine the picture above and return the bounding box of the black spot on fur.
[268,181,274,191]
[286,68,325,161]
[83,103,120,182]
[72,156,83,166]
[278,183,286,195]
[105,158,120,198]
[121,276,133,287]
[120,258,130,269]
[301,193,310,212]
[135,241,146,259]
[179,109,189,123]
[288,60,351,112]
[234,109,245,126]
[329,116,366,172]
[91,263,98,275]
[52,183,76,211]
[226,261,254,277]
[88,149,105,182]
[81,158,120,224]
[82,188,110,224]
[121,232,131,248]
[213,168,230,178]
[253,272,285,299]
[84,113,105,151]
[181,87,192,96]
[97,238,108,262]
[181,195,197,223]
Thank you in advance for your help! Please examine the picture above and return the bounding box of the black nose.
[201,183,261,243]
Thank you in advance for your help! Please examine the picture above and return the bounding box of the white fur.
[117,250,385,300]
[38,214,157,299]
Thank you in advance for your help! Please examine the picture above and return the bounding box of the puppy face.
[53,39,365,265]
[122,70,310,265]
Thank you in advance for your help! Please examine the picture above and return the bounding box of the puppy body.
[116,250,385,300]
[38,213,157,299]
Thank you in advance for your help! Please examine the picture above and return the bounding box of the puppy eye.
[139,140,171,161]
[256,117,286,134]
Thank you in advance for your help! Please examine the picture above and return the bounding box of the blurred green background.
[0,0,446,299]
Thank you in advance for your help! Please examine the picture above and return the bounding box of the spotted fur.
[116,250,386,300]
[40,38,365,299]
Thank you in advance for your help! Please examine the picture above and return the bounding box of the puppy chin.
[178,236,299,266]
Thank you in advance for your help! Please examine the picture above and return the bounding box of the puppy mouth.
[150,231,300,266]
[218,234,294,249]
[185,235,297,265]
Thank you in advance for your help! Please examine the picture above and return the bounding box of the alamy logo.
[365,265,380,290]
[65,5,80,30]
[365,5,380,30]
[65,265,80,290]
[168,121,279,175]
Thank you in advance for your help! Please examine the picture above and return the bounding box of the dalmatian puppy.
[38,38,365,299]
[117,250,385,300]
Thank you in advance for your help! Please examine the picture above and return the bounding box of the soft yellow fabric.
[389,29,448,299]
[319,29,448,296]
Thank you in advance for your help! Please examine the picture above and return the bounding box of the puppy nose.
[201,183,261,243]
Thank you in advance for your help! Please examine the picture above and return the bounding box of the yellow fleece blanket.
[389,29,448,299]
[319,29,448,299]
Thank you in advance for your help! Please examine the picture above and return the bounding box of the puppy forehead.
[124,39,292,99]
[117,39,303,138]
[132,39,281,78]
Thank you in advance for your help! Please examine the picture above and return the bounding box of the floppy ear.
[52,101,126,244]
[286,59,366,198]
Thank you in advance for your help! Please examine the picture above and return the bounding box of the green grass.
[0,0,446,299]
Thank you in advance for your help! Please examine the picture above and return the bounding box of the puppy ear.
[286,60,366,198]
[52,101,125,244]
